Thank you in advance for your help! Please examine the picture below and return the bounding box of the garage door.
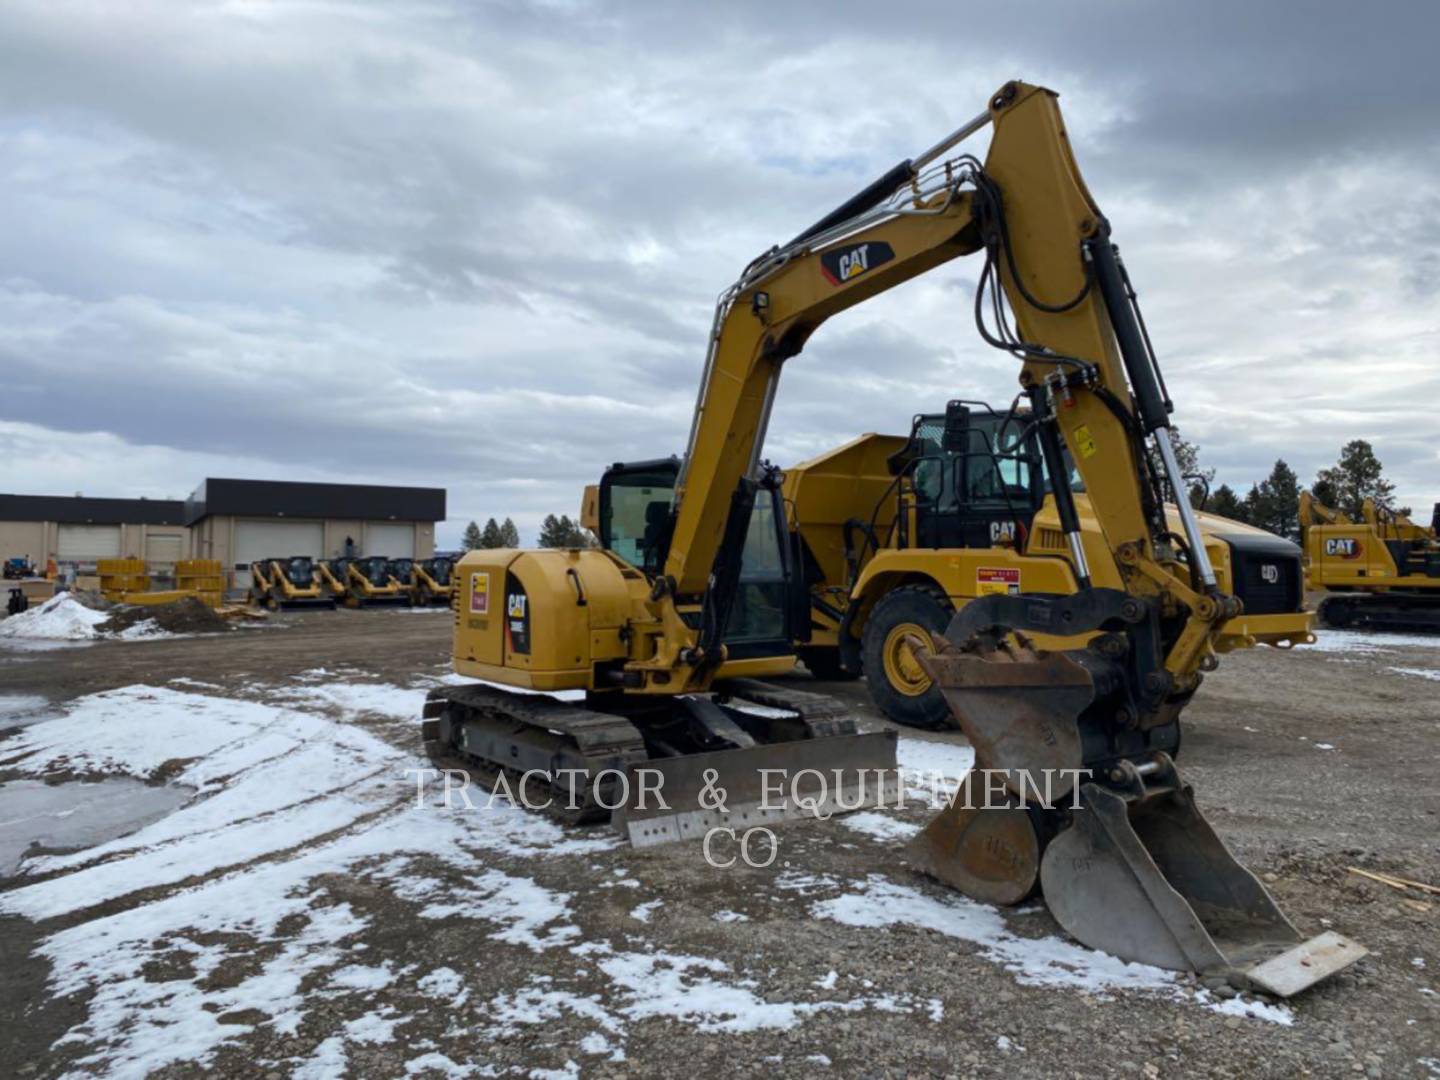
[145,533,184,568]
[57,524,122,561]
[233,521,324,589]
[365,522,415,559]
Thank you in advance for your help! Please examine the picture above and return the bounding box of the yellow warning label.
[1074,424,1098,459]
[977,567,1021,596]
[470,571,490,614]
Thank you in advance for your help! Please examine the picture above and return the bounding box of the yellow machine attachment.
[99,557,226,609]
[1300,489,1440,630]
[248,557,336,611]
[412,556,456,606]
[782,414,1313,728]
[424,80,1362,992]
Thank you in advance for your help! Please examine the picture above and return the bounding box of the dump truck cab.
[784,401,1312,726]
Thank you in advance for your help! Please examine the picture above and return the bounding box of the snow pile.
[0,593,108,641]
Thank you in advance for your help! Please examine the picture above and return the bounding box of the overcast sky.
[1,1,1436,544]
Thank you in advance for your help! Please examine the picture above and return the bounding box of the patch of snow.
[1414,957,1427,969]
[839,810,921,843]
[1389,666,1440,682]
[597,950,801,1033]
[811,875,1294,1025]
[292,1035,348,1080]
[807,1053,832,1066]
[405,1051,477,1077]
[629,899,663,923]
[0,694,48,718]
[0,593,107,640]
[897,737,975,804]
[417,966,467,1000]
[345,1006,405,1044]
[329,963,396,992]
[116,619,175,641]
[712,910,748,923]
[0,684,618,1074]
[370,859,581,951]
[815,970,838,990]
[1309,630,1440,653]
[269,680,427,720]
[167,677,221,690]
[1314,742,1337,751]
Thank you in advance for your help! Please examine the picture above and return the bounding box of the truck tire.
[796,646,858,682]
[860,585,955,730]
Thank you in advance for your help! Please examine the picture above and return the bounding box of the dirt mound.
[100,597,231,636]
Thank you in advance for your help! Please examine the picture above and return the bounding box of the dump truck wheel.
[797,647,857,682]
[861,585,954,729]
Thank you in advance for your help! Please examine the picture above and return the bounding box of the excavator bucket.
[1042,773,1367,995]
[614,731,899,848]
[910,637,1367,996]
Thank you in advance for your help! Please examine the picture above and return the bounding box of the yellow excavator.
[1300,489,1440,630]
[782,405,1310,727]
[424,81,1363,993]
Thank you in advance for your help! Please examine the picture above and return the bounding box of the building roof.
[185,478,445,525]
[0,494,186,526]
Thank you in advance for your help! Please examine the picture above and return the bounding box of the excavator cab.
[596,457,804,663]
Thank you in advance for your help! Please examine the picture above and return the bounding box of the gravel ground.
[0,607,1436,1078]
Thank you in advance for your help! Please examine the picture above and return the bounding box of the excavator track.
[422,684,649,825]
[714,678,858,739]
[422,679,897,839]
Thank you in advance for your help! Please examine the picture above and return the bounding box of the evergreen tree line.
[460,515,593,550]
[1173,432,1403,541]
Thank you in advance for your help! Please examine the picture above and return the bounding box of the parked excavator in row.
[1300,489,1440,630]
[423,81,1363,994]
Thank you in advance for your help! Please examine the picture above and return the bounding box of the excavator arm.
[650,82,1225,702]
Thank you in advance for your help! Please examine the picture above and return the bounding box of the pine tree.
[537,514,565,547]
[480,518,504,548]
[1255,460,1301,539]
[1207,483,1247,524]
[537,514,593,548]
[461,521,483,551]
[1166,428,1215,509]
[1313,440,1397,521]
[499,518,521,547]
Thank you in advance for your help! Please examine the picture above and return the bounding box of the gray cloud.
[0,0,1437,544]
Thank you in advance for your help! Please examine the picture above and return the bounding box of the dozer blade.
[1041,774,1367,995]
[613,731,899,849]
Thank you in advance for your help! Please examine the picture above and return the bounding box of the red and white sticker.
[977,567,1021,596]
[470,571,490,614]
